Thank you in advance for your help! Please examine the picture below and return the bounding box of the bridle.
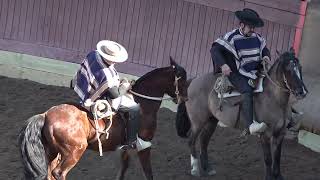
[262,58,292,93]
[129,75,182,102]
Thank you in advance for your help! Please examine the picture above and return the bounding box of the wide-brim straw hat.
[235,8,264,28]
[96,40,128,63]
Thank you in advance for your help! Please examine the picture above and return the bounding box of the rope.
[213,74,231,111]
[261,58,290,93]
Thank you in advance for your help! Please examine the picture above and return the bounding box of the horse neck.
[132,67,174,98]
[262,60,290,107]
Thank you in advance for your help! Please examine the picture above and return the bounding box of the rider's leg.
[228,72,267,134]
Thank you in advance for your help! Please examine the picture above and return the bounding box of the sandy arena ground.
[0,75,319,180]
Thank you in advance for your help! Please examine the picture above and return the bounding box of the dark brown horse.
[175,48,308,180]
[18,58,188,180]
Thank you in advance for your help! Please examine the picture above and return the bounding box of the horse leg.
[136,113,156,180]
[52,145,87,180]
[189,123,204,177]
[116,150,130,180]
[137,148,153,180]
[271,132,285,180]
[199,117,218,176]
[260,134,273,180]
[47,153,60,180]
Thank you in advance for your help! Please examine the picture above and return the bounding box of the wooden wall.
[0,0,305,77]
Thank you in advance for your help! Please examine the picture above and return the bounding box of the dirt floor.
[0,75,319,180]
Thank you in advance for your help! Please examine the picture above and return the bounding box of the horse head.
[273,47,308,99]
[169,56,188,103]
[131,57,188,104]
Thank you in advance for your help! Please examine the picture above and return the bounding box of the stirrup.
[118,141,137,151]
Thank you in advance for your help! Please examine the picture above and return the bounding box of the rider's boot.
[242,93,267,134]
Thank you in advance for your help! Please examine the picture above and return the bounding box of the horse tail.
[18,113,48,180]
[175,102,191,138]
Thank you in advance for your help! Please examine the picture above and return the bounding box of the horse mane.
[133,66,171,86]
[269,51,296,73]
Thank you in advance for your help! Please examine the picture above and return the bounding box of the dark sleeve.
[210,43,238,73]
[104,86,120,99]
[210,43,227,68]
[262,46,271,59]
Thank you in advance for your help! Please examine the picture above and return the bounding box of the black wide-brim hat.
[235,8,264,27]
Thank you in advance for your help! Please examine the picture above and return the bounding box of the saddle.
[214,74,265,98]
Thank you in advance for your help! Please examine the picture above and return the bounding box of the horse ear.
[170,56,177,68]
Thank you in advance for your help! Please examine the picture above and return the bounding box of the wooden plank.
[105,0,116,40]
[85,0,98,50]
[78,0,90,51]
[53,0,66,48]
[270,23,280,61]
[71,0,84,50]
[28,0,39,42]
[150,0,167,67]
[60,0,72,49]
[156,0,172,67]
[42,0,54,44]
[66,0,78,49]
[22,0,34,41]
[183,0,244,12]
[139,0,153,65]
[190,4,206,77]
[4,0,16,39]
[10,0,21,40]
[144,0,160,66]
[151,0,167,67]
[98,0,109,44]
[185,3,200,75]
[91,0,104,49]
[288,27,296,49]
[204,8,221,74]
[245,3,300,28]
[35,0,46,43]
[128,0,141,64]
[123,0,135,63]
[117,0,129,44]
[169,0,183,63]
[174,1,189,66]
[132,0,146,64]
[265,20,273,59]
[0,0,9,38]
[281,25,291,52]
[111,0,122,41]
[276,24,285,55]
[162,0,178,67]
[244,0,301,14]
[197,6,213,76]
[17,0,28,40]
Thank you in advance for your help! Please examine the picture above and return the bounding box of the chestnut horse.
[18,58,188,180]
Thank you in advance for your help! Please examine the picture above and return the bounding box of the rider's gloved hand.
[221,64,232,76]
[119,81,131,95]
[84,99,94,108]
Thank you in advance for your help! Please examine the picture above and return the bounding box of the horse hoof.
[190,169,201,177]
[206,168,217,176]
[275,175,285,180]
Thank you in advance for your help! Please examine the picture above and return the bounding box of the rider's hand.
[262,56,271,64]
[84,99,94,108]
[221,64,232,76]
[119,82,131,95]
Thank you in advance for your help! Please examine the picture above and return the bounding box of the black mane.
[133,66,171,86]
